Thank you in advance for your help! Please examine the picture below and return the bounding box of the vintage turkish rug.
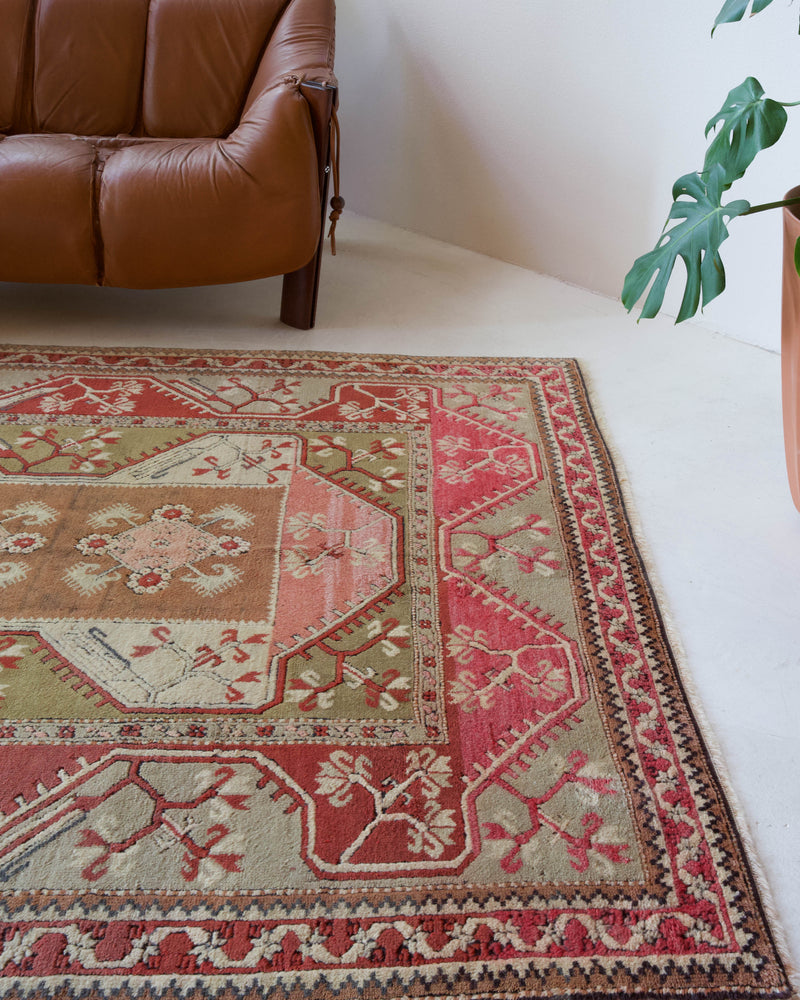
[0,345,792,1000]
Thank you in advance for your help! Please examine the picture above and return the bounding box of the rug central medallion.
[1,429,416,727]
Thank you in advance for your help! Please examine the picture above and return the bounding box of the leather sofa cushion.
[0,135,98,283]
[33,0,148,135]
[3,0,291,138]
[142,0,285,138]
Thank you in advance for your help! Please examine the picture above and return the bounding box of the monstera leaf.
[713,0,776,32]
[624,2,800,322]
[622,165,750,322]
[704,78,788,187]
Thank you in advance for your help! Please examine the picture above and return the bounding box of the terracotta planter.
[781,186,800,511]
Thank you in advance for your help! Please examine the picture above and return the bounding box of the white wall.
[334,0,800,351]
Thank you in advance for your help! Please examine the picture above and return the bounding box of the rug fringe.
[576,360,799,998]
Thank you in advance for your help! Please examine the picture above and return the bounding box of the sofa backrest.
[1,0,288,138]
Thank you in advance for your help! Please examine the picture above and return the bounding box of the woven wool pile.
[0,347,792,1000]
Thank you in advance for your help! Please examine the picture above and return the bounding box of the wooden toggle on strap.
[327,106,344,255]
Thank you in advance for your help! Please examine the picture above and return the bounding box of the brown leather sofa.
[0,0,338,328]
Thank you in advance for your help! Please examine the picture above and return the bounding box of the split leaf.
[622,165,750,323]
[704,77,787,187]
[713,0,775,33]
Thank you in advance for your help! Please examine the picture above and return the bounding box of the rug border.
[0,344,576,364]
[572,360,798,997]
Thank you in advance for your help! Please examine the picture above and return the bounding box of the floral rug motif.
[0,346,792,1000]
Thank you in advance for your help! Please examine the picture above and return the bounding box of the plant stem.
[743,195,800,216]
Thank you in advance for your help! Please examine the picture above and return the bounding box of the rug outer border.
[572,360,798,998]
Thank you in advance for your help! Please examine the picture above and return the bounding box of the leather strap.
[327,104,343,255]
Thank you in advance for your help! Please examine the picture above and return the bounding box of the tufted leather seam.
[13,0,38,133]
[89,144,106,285]
[132,0,154,136]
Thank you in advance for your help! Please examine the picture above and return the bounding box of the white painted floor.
[1,214,798,975]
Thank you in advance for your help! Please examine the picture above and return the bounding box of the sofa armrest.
[241,0,336,118]
[100,82,323,289]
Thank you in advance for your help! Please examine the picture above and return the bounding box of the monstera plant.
[622,0,800,322]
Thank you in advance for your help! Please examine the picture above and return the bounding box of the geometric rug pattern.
[0,345,792,999]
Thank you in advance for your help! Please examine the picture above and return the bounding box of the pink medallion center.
[108,520,219,572]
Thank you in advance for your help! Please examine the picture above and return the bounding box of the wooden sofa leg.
[280,241,324,330]
[280,81,336,330]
